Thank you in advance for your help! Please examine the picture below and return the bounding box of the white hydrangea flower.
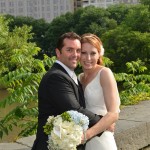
[47,116,54,123]
[44,110,89,150]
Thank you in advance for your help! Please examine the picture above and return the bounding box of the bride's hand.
[81,131,87,145]
[106,123,116,132]
[81,134,84,144]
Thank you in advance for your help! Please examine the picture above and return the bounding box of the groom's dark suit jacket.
[32,63,101,150]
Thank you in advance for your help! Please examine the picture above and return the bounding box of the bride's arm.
[85,67,120,141]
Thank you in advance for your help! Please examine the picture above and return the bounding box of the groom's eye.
[66,48,72,52]
[76,49,81,53]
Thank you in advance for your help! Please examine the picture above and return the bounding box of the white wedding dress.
[79,69,120,150]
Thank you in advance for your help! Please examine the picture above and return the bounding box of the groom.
[32,32,102,150]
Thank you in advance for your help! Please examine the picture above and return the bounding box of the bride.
[79,33,120,150]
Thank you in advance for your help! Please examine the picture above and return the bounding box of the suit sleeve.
[47,73,101,127]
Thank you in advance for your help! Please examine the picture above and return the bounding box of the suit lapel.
[52,63,85,108]
[52,63,68,74]
[78,80,85,108]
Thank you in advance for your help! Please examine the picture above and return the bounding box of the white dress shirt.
[55,60,78,85]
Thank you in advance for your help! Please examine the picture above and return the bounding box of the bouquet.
[43,110,89,150]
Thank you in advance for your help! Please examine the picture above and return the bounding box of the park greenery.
[0,3,150,140]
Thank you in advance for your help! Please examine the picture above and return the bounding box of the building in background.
[0,0,139,22]
[0,0,74,22]
[74,0,139,9]
[82,0,115,8]
[119,0,139,4]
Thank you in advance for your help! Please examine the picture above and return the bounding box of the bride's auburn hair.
[81,33,104,65]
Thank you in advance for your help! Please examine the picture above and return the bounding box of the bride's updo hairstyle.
[81,33,104,65]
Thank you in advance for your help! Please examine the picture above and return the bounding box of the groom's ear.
[55,48,61,58]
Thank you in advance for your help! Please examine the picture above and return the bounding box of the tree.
[75,6,117,35]
[0,15,56,139]
[122,5,150,32]
[140,0,150,10]
[102,26,150,73]
[107,4,132,25]
[5,15,49,58]
[115,59,150,105]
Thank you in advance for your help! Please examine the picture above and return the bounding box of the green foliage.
[122,4,150,32]
[43,117,54,135]
[43,112,72,136]
[103,57,114,67]
[115,60,150,105]
[0,15,56,139]
[107,4,132,25]
[0,16,9,45]
[0,24,36,75]
[140,0,150,4]
[102,26,150,72]
[75,6,117,35]
[0,56,55,138]
[119,84,150,105]
[140,0,150,10]
[61,112,72,122]
[126,59,147,74]
[5,15,49,57]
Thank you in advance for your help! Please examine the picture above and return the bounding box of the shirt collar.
[55,60,74,78]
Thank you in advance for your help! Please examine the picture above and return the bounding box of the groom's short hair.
[56,32,81,51]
